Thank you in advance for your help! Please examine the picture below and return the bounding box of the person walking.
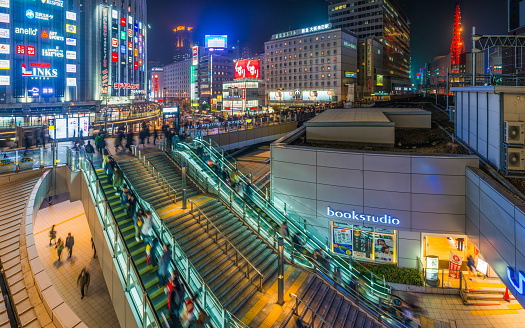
[113,166,124,196]
[467,255,476,281]
[280,222,290,239]
[141,211,153,245]
[102,148,110,169]
[133,209,144,242]
[65,233,74,259]
[126,192,137,218]
[153,129,158,145]
[91,237,96,258]
[77,268,90,300]
[55,238,64,262]
[157,244,172,288]
[179,298,194,328]
[85,141,94,162]
[106,157,115,185]
[49,225,57,246]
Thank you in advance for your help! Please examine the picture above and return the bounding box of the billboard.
[234,60,260,80]
[302,90,333,102]
[205,35,227,49]
[269,91,293,101]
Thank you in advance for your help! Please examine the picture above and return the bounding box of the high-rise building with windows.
[326,0,410,93]
[173,26,193,62]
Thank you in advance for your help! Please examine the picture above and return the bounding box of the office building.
[173,26,193,62]
[0,0,148,116]
[326,0,411,93]
[164,59,192,107]
[264,24,358,106]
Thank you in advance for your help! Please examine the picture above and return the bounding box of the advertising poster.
[448,252,463,279]
[476,258,488,276]
[426,256,439,281]
[374,232,394,262]
[332,224,352,256]
[302,90,333,102]
[55,118,67,139]
[353,227,373,260]
[68,118,78,138]
[79,117,90,136]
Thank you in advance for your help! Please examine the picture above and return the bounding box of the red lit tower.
[450,3,465,72]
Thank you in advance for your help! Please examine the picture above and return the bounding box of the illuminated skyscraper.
[173,26,194,62]
[450,3,465,73]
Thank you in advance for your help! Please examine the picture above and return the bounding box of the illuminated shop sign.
[134,49,138,57]
[112,10,118,19]
[0,60,9,69]
[66,24,76,34]
[235,60,260,79]
[66,64,76,73]
[114,83,140,89]
[120,31,126,40]
[128,42,132,49]
[66,38,76,46]
[120,45,125,54]
[0,44,9,54]
[112,38,118,47]
[42,0,64,7]
[22,63,58,78]
[28,87,52,97]
[66,11,76,21]
[205,35,227,49]
[112,52,118,61]
[326,207,401,226]
[49,31,64,41]
[508,267,525,295]
[14,27,36,36]
[0,13,9,23]
[66,51,76,59]
[0,0,8,8]
[345,72,356,78]
[271,23,332,40]
[42,48,63,58]
[134,23,138,32]
[16,45,36,55]
[41,30,48,38]
[192,46,198,65]
[0,29,8,38]
[27,10,54,21]
[67,78,76,86]
[128,16,133,24]
[0,76,9,85]
[101,6,109,94]
[120,17,126,26]
[128,29,132,37]
[134,61,138,70]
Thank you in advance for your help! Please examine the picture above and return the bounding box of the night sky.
[147,0,507,80]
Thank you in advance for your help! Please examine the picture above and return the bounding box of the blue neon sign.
[327,207,400,225]
[507,267,525,295]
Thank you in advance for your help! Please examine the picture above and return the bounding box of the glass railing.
[0,145,68,174]
[126,147,249,328]
[167,141,420,328]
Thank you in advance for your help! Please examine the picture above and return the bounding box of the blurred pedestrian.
[133,209,144,242]
[85,140,94,162]
[49,225,57,246]
[157,244,172,287]
[55,238,64,261]
[65,232,74,259]
[280,222,289,239]
[113,165,124,196]
[77,268,90,300]
[91,237,96,258]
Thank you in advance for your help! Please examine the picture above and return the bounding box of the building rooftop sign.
[271,23,332,40]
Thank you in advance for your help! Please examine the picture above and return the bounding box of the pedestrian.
[157,244,172,287]
[49,225,57,246]
[113,165,124,196]
[91,237,96,258]
[166,271,181,322]
[150,237,159,267]
[153,129,158,145]
[77,268,90,300]
[133,209,144,242]
[280,222,289,239]
[40,129,46,148]
[102,148,110,169]
[106,157,115,185]
[179,298,194,328]
[126,192,136,218]
[85,140,94,162]
[467,255,476,281]
[126,131,134,152]
[146,240,153,265]
[55,238,64,261]
[65,232,74,259]
[141,211,153,245]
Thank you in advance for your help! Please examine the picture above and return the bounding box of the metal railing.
[189,199,263,291]
[123,148,250,328]
[69,149,162,328]
[167,141,420,328]
[459,271,469,304]
[131,146,177,204]
[0,263,22,328]
[289,292,334,328]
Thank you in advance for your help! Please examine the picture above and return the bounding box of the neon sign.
[22,63,58,78]
[15,27,36,36]
[114,83,140,89]
[327,207,400,225]
[42,0,64,7]
[66,24,76,34]
[508,267,525,295]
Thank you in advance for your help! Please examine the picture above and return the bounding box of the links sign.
[327,207,400,226]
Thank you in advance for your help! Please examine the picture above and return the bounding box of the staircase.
[462,289,515,305]
[93,168,172,321]
[119,152,279,314]
[281,276,382,328]
[0,173,43,328]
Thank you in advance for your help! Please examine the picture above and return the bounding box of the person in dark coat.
[77,268,90,299]
[65,232,75,259]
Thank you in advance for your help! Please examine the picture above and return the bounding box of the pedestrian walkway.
[394,289,525,328]
[33,195,120,328]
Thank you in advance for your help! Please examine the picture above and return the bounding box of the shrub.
[357,264,423,287]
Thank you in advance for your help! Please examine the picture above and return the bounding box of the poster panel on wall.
[374,229,394,262]
[448,251,463,279]
[332,223,353,256]
[353,226,374,260]
[55,118,67,139]
[68,118,78,138]
[302,90,333,102]
[79,117,90,136]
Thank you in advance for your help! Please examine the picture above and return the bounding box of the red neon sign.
[112,52,118,62]
[16,45,25,55]
[121,17,126,26]
[31,63,51,68]
[154,75,158,92]
[112,38,118,47]
[235,59,260,80]
[27,46,35,56]
[113,83,140,90]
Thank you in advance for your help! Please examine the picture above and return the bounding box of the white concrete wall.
[270,143,479,268]
[465,167,525,306]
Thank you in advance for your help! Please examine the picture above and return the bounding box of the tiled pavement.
[34,195,120,328]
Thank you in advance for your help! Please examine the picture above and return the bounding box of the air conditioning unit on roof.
[505,121,525,145]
